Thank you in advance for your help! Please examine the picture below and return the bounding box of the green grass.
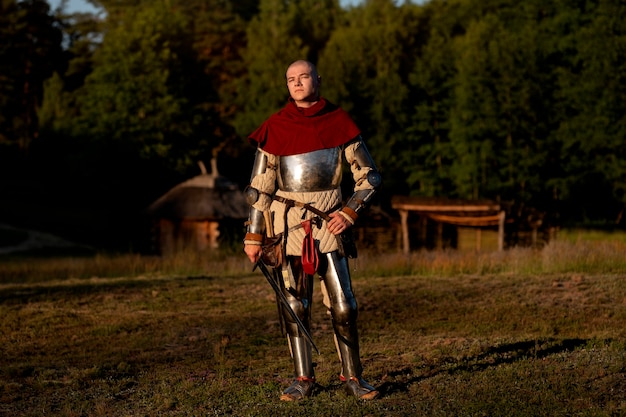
[1,236,626,416]
[558,228,626,244]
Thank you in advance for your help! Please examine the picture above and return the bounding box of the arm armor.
[246,149,270,236]
[343,137,382,219]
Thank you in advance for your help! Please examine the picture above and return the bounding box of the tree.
[403,0,462,197]
[234,0,342,137]
[75,2,196,172]
[0,0,62,164]
[319,0,418,194]
[38,3,103,136]
[449,1,555,203]
[25,0,626,234]
[402,0,563,211]
[554,0,626,223]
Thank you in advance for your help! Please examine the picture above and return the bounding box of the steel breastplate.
[277,147,343,192]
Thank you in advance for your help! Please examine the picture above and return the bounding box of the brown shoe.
[280,376,316,401]
[342,376,380,400]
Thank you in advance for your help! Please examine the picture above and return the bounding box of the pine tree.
[0,0,62,160]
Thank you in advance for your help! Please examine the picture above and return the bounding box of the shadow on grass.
[378,338,588,397]
[0,274,218,305]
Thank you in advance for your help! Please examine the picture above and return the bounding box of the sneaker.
[280,376,316,401]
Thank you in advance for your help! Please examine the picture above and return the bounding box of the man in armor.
[243,60,381,401]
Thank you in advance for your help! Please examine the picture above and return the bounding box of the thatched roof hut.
[147,159,248,255]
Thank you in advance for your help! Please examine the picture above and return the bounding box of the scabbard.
[271,266,286,337]
[254,260,320,355]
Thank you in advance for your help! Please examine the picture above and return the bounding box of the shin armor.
[319,251,362,379]
[282,261,314,379]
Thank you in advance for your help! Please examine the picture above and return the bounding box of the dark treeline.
[1,0,625,250]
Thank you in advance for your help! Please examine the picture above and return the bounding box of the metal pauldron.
[277,147,343,192]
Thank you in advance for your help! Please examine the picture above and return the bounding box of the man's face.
[286,62,319,107]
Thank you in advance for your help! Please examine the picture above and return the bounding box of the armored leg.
[280,258,316,401]
[319,251,379,400]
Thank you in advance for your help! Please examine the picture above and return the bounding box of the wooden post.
[396,223,403,252]
[436,222,443,250]
[419,216,428,247]
[498,211,505,251]
[399,209,409,255]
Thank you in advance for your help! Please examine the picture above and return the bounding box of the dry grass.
[1,237,626,416]
[3,237,625,284]
[356,238,626,278]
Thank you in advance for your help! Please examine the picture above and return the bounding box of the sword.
[253,259,320,355]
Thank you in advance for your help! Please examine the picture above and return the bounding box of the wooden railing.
[391,196,505,253]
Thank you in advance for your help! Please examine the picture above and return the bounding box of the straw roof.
[147,160,248,220]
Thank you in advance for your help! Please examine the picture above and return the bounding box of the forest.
[1,0,625,251]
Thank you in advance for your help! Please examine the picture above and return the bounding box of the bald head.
[286,60,318,79]
[286,60,321,108]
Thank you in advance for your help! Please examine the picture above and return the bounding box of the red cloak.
[248,97,361,156]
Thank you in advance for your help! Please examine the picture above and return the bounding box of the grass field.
[1,236,626,416]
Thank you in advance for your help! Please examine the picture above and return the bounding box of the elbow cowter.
[343,138,382,219]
